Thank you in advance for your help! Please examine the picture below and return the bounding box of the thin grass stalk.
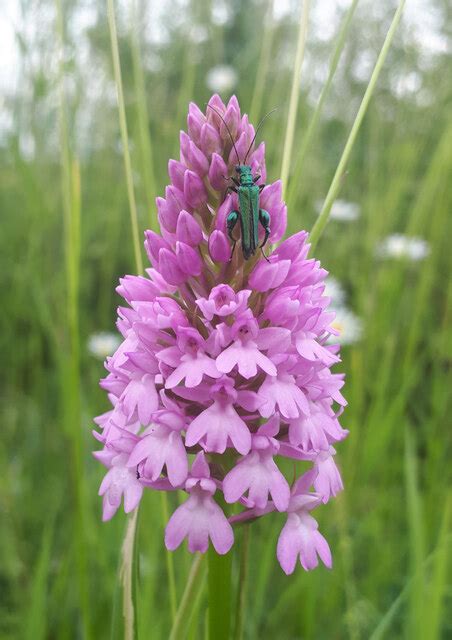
[404,428,426,640]
[120,508,139,640]
[427,494,451,639]
[334,495,359,640]
[160,491,178,622]
[107,0,144,274]
[169,554,206,640]
[368,532,452,640]
[208,545,232,640]
[55,1,90,635]
[130,0,158,230]
[309,0,406,250]
[286,0,359,211]
[233,525,250,640]
[280,0,310,197]
[249,0,275,124]
[107,2,144,636]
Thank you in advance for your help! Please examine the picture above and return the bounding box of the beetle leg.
[259,183,265,192]
[258,209,271,249]
[226,210,240,261]
[253,174,261,183]
[231,176,240,187]
[226,185,238,194]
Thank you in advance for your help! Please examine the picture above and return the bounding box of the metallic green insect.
[207,105,275,261]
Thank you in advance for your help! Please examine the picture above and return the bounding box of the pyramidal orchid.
[94,95,348,574]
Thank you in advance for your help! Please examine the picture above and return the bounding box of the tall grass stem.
[120,509,139,640]
[233,525,251,640]
[280,0,310,197]
[160,491,178,622]
[107,0,144,274]
[169,555,206,640]
[55,1,90,635]
[208,546,232,640]
[130,0,158,230]
[309,0,406,249]
[249,0,275,124]
[286,0,359,210]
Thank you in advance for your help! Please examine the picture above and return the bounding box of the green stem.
[160,492,178,622]
[55,2,90,636]
[309,0,406,250]
[208,544,232,640]
[169,554,206,640]
[129,0,158,230]
[233,525,250,640]
[121,509,139,640]
[286,0,359,211]
[107,0,144,275]
[249,0,275,124]
[280,0,310,197]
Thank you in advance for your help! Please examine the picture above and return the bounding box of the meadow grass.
[1,1,451,639]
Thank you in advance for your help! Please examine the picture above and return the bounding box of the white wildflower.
[206,65,238,94]
[376,234,430,261]
[315,199,360,222]
[323,277,346,308]
[88,332,121,360]
[329,308,363,346]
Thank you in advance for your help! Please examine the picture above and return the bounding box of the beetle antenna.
[206,104,241,165]
[243,107,278,164]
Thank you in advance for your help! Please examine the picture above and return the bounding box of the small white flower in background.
[324,277,346,308]
[88,332,121,360]
[329,308,363,346]
[324,277,363,346]
[376,234,430,261]
[315,199,360,222]
[206,65,238,94]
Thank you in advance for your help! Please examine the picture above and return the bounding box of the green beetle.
[207,105,275,261]
[226,164,270,260]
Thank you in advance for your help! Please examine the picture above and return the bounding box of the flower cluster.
[94,95,348,574]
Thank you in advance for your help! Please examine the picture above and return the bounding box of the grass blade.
[130,0,158,230]
[309,0,406,249]
[280,0,310,197]
[23,522,54,640]
[249,0,275,124]
[107,0,144,274]
[286,0,359,211]
[169,554,206,640]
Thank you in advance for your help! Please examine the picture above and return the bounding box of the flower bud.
[187,102,206,144]
[176,242,202,276]
[215,194,234,230]
[220,103,240,141]
[184,170,207,208]
[144,230,170,267]
[200,122,222,157]
[209,153,228,191]
[176,210,203,246]
[168,159,186,191]
[260,180,282,212]
[156,197,178,234]
[208,230,230,263]
[228,130,249,166]
[249,258,291,292]
[180,131,209,176]
[158,248,186,285]
[206,94,226,128]
[269,203,287,243]
[116,275,159,304]
[275,231,309,261]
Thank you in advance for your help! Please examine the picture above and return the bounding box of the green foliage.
[0,1,451,638]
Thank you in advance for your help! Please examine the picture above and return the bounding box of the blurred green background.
[1,0,451,638]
